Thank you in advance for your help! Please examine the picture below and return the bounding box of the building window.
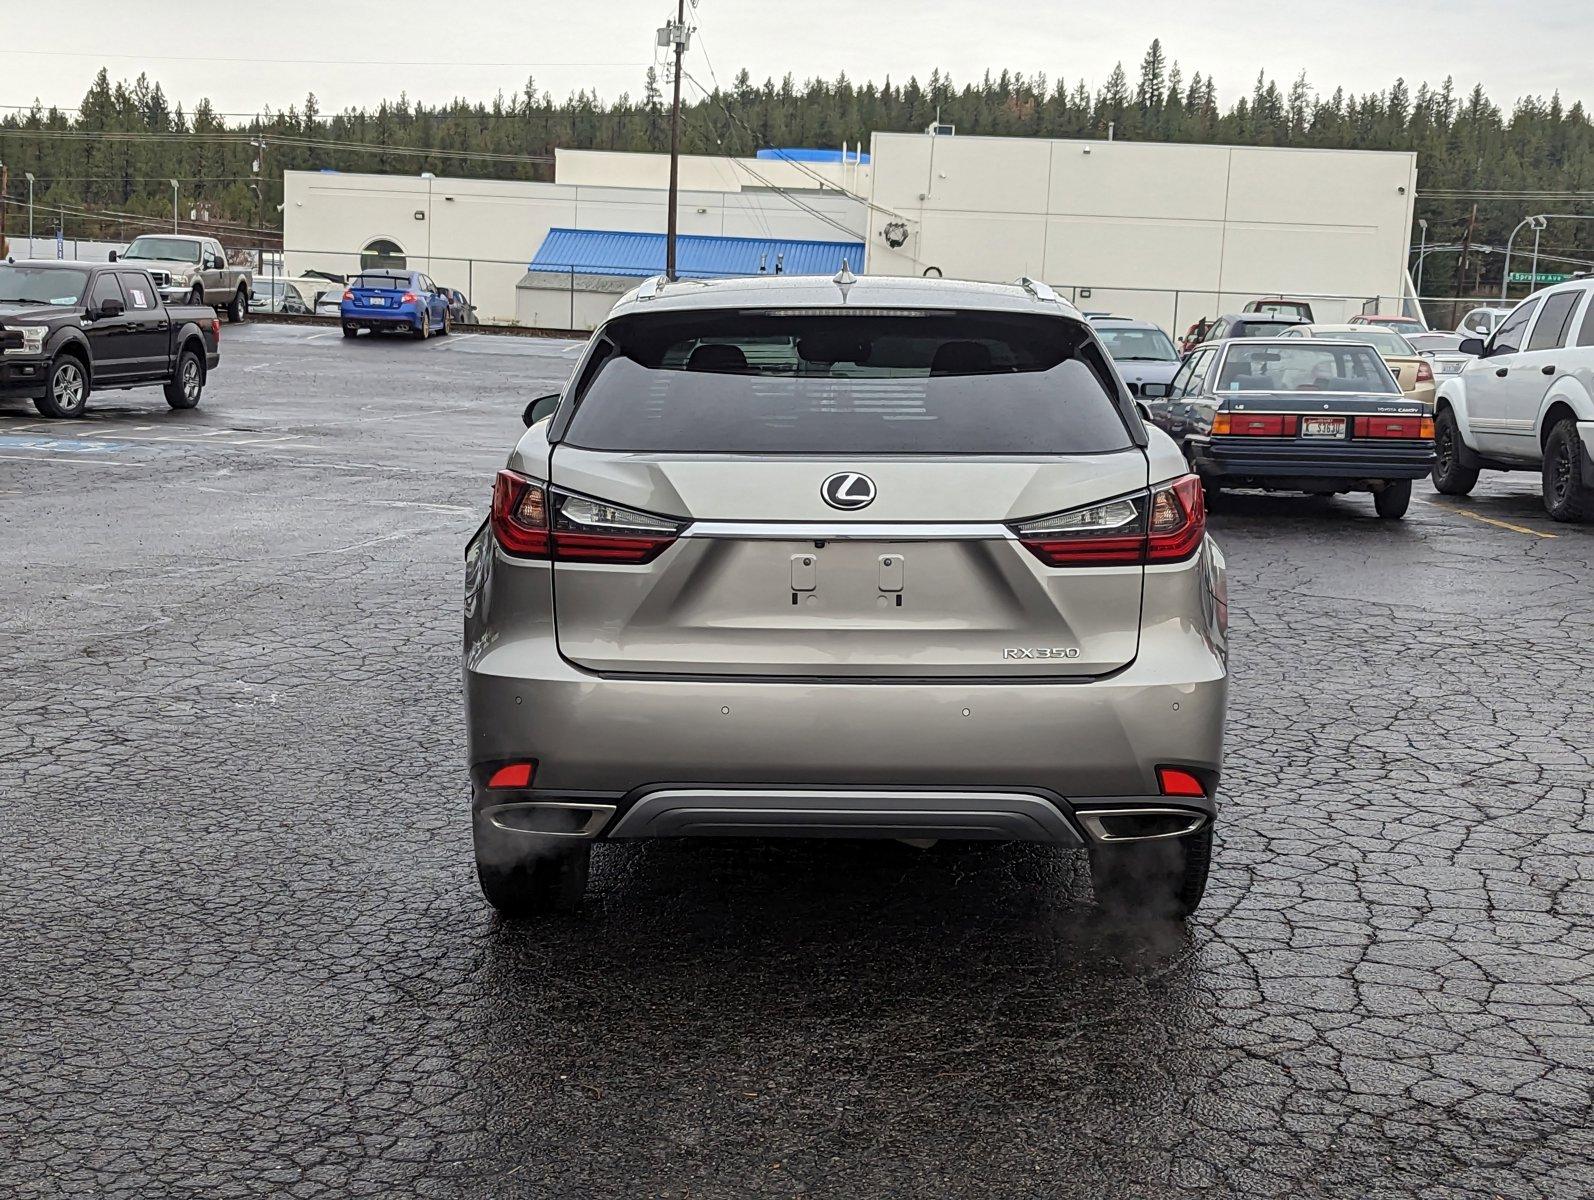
[361,239,406,270]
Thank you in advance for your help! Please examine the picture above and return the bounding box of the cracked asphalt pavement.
[2,323,1590,1198]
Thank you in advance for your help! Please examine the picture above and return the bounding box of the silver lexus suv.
[464,274,1229,918]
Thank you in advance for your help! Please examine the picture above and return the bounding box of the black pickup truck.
[0,259,222,418]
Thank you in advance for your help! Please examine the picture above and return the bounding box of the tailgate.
[547,453,1148,678]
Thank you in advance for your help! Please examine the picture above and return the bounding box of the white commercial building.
[281,131,1417,331]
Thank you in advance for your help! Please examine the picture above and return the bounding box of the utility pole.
[0,160,9,260]
[1453,203,1476,324]
[170,179,179,233]
[250,135,269,277]
[658,0,690,281]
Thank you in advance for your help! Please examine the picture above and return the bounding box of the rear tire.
[342,324,359,339]
[163,348,203,409]
[413,313,430,340]
[1431,408,1479,495]
[1542,418,1594,523]
[227,286,246,323]
[474,820,590,917]
[1374,479,1412,519]
[1089,827,1212,919]
[38,354,89,418]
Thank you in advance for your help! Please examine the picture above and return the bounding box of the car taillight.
[1213,413,1298,437]
[342,289,354,301]
[211,318,220,341]
[401,292,417,304]
[1360,416,1432,440]
[1013,474,1205,567]
[490,470,681,563]
[1415,360,1434,383]
[491,469,551,556]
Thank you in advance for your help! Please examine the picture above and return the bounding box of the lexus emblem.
[821,471,876,510]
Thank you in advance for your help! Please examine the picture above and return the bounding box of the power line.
[4,48,647,69]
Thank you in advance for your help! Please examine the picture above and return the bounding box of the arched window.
[361,239,406,270]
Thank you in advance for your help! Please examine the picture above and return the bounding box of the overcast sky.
[5,0,1590,119]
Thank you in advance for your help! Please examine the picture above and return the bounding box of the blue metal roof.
[756,147,870,165]
[527,228,865,280]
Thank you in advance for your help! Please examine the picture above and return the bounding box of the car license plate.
[1301,416,1346,438]
[369,297,387,306]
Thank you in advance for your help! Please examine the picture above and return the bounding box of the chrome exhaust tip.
[1074,807,1209,844]
[480,801,615,839]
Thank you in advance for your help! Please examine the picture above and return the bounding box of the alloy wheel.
[54,361,85,412]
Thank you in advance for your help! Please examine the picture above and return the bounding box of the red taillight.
[1014,474,1205,567]
[1146,475,1207,562]
[487,761,535,789]
[342,289,354,302]
[401,291,417,304]
[211,318,220,342]
[1158,767,1206,797]
[489,470,681,563]
[490,469,552,556]
[1360,416,1428,440]
[1415,360,1434,383]
[1213,412,1298,437]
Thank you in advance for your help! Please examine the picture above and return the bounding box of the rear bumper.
[341,308,420,330]
[1188,436,1436,483]
[0,357,49,399]
[464,596,1228,841]
[474,785,1217,847]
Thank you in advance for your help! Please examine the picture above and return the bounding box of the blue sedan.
[340,270,451,339]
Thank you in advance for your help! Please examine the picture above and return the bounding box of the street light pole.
[1414,218,1427,298]
[1529,221,1544,290]
[170,179,179,233]
[1500,213,1547,300]
[25,172,35,250]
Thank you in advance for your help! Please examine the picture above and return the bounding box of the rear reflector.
[487,762,535,789]
[1157,767,1206,797]
[1360,416,1431,440]
[1013,474,1205,567]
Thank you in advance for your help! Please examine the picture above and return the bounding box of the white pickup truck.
[1432,276,1594,521]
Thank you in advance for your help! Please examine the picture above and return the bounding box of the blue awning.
[526,228,865,280]
[756,147,870,165]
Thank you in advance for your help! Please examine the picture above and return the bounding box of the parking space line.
[0,453,142,468]
[1422,500,1557,539]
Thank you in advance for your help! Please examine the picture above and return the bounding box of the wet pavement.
[2,323,1590,1198]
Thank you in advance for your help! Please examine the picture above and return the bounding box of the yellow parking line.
[1423,501,1556,539]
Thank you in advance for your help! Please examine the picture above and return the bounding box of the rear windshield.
[1217,344,1399,394]
[1233,318,1300,338]
[1310,329,1414,355]
[1095,325,1178,361]
[564,310,1133,455]
[351,273,410,290]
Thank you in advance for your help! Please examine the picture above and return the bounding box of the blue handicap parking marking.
[0,433,134,454]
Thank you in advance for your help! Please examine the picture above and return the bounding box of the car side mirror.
[1134,400,1153,423]
[1139,382,1172,399]
[108,250,119,262]
[1457,337,1486,357]
[523,393,561,427]
[98,298,125,319]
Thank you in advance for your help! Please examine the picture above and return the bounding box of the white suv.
[1432,278,1594,521]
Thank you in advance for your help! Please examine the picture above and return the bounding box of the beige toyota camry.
[1278,323,1437,408]
[463,273,1230,918]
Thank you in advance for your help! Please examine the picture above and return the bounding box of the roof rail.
[1016,276,1060,303]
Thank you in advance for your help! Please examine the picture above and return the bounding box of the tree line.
[2,41,1592,298]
